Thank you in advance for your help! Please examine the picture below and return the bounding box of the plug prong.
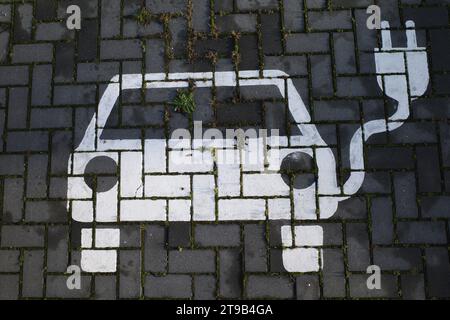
[405,20,417,49]
[381,21,392,49]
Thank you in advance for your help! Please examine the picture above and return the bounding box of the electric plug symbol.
[374,20,429,127]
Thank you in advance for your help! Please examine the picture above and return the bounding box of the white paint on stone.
[72,200,94,222]
[96,184,118,222]
[120,199,166,221]
[243,174,290,197]
[218,199,266,221]
[81,250,117,273]
[144,140,166,173]
[95,229,120,248]
[120,152,143,197]
[81,228,92,248]
[169,150,214,173]
[67,177,92,199]
[145,175,190,197]
[217,150,240,197]
[268,198,291,220]
[168,199,191,221]
[193,175,216,221]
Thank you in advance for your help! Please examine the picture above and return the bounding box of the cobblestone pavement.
[0,0,449,300]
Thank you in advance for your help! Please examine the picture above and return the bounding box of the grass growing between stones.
[173,89,196,114]
[136,7,152,25]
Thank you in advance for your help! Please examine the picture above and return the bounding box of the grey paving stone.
[421,196,450,218]
[31,65,53,106]
[323,274,346,298]
[425,248,450,298]
[193,0,210,32]
[57,0,98,18]
[46,275,91,298]
[47,225,69,272]
[0,275,19,300]
[359,172,391,194]
[308,10,352,30]
[169,249,215,273]
[7,131,49,152]
[54,43,75,83]
[397,221,447,244]
[25,201,67,223]
[78,19,98,61]
[264,56,307,76]
[0,155,24,176]
[333,197,367,219]
[240,34,259,70]
[145,275,192,298]
[286,33,329,53]
[95,276,117,300]
[14,4,32,42]
[51,130,72,175]
[371,197,394,245]
[101,0,121,38]
[77,62,120,82]
[401,274,425,300]
[120,225,141,248]
[367,146,414,169]
[7,87,28,129]
[144,225,167,272]
[119,250,141,298]
[123,19,163,38]
[311,55,334,97]
[0,66,29,85]
[244,224,267,272]
[314,100,360,121]
[53,85,96,105]
[349,275,398,298]
[22,250,44,298]
[296,275,320,300]
[101,40,143,60]
[35,22,73,41]
[417,146,441,193]
[346,223,371,272]
[0,4,12,23]
[374,248,422,272]
[146,0,186,13]
[0,32,10,63]
[169,17,187,57]
[216,14,257,33]
[3,178,24,223]
[237,0,278,10]
[35,0,56,20]
[283,0,304,32]
[0,250,20,272]
[334,32,357,74]
[393,172,419,218]
[336,76,382,97]
[1,225,45,247]
[194,275,216,300]
[168,222,191,248]
[219,249,242,298]
[30,108,72,129]
[26,154,48,198]
[322,249,346,298]
[12,44,53,63]
[195,224,240,247]
[246,275,294,299]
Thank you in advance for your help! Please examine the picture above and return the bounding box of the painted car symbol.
[67,21,428,273]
